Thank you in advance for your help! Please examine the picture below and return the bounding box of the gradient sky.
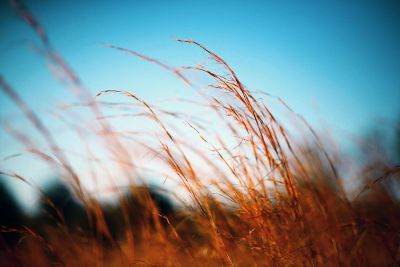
[1,0,399,208]
[1,0,399,130]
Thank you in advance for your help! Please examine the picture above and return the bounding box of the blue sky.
[1,0,399,208]
[1,0,399,130]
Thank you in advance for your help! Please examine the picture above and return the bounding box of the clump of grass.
[1,1,400,266]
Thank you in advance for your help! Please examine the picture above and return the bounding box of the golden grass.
[1,1,400,266]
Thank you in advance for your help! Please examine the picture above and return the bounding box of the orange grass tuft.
[1,1,399,266]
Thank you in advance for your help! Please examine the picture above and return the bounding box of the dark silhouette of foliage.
[38,180,88,230]
[0,177,25,248]
[101,185,175,241]
[36,179,175,242]
[0,176,28,266]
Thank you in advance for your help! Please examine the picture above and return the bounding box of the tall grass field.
[1,1,399,266]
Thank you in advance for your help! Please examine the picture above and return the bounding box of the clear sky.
[1,0,399,208]
[1,0,400,129]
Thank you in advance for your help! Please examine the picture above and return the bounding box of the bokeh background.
[1,0,399,210]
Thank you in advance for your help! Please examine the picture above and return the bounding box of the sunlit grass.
[1,1,399,266]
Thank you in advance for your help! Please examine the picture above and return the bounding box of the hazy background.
[1,0,399,210]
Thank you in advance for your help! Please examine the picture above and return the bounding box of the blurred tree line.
[0,176,176,260]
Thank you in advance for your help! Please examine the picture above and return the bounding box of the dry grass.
[1,1,400,266]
